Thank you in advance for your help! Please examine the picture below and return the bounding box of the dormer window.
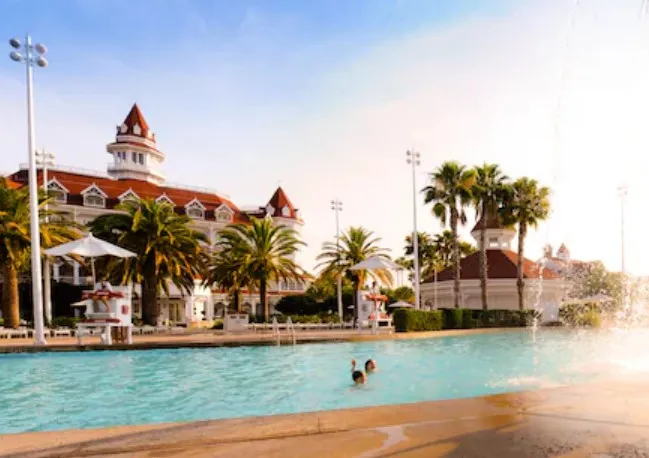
[281,206,291,217]
[185,199,205,220]
[156,194,175,207]
[81,184,107,208]
[46,179,68,204]
[119,189,140,203]
[215,204,234,223]
[120,124,127,134]
[133,123,141,135]
[266,204,275,215]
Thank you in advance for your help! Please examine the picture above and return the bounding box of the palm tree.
[217,217,305,321]
[88,199,207,325]
[0,178,79,328]
[316,226,392,320]
[205,249,253,313]
[501,178,551,310]
[403,232,434,283]
[422,162,476,308]
[472,163,508,310]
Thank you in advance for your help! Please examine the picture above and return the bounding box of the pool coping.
[0,327,527,354]
[2,377,648,457]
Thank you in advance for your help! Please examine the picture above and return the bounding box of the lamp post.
[406,150,421,309]
[331,199,343,320]
[617,185,628,313]
[8,35,49,345]
[36,149,56,325]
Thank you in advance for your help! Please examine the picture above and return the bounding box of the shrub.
[50,316,79,329]
[559,303,601,327]
[393,309,443,332]
[211,320,224,330]
[441,309,464,329]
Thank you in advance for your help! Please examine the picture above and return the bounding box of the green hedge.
[249,314,342,324]
[393,309,443,332]
[395,308,541,332]
[559,304,601,327]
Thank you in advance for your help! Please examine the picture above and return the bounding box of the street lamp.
[406,150,421,309]
[617,185,629,313]
[331,199,343,320]
[9,35,49,345]
[36,149,56,325]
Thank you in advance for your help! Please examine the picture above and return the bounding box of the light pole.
[9,35,49,345]
[406,150,421,309]
[36,149,56,325]
[331,199,343,320]
[617,185,628,313]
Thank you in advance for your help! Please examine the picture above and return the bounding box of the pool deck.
[2,378,648,457]
[0,327,522,353]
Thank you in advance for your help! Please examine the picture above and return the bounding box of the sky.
[1,0,649,275]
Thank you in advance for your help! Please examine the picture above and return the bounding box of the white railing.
[271,317,280,346]
[286,317,296,346]
[19,163,112,179]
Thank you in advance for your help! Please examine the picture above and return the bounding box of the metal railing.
[286,317,296,346]
[271,317,280,346]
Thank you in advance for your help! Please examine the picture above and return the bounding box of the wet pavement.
[2,378,648,457]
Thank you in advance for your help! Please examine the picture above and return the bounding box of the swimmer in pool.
[364,359,377,373]
[351,359,367,385]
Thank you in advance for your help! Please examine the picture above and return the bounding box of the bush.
[393,309,443,332]
[439,309,540,329]
[50,316,79,329]
[211,320,224,330]
[559,303,601,327]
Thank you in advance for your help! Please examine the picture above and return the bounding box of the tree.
[316,226,392,320]
[431,230,475,270]
[205,249,253,313]
[422,162,476,308]
[217,217,305,321]
[502,178,550,310]
[88,199,207,325]
[471,163,508,310]
[0,178,79,328]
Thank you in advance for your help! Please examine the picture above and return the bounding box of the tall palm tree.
[403,232,434,284]
[472,163,509,311]
[422,162,476,308]
[502,178,551,310]
[316,226,392,320]
[88,199,207,325]
[205,249,253,313]
[217,217,305,321]
[431,230,476,272]
[0,178,79,328]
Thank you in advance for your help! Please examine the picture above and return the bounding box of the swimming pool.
[2,328,649,435]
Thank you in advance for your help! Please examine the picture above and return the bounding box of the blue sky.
[2,0,649,276]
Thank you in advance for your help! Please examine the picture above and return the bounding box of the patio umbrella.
[349,256,402,271]
[45,233,136,285]
[387,300,414,308]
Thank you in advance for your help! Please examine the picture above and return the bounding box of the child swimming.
[351,359,367,385]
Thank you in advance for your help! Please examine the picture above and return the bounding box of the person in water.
[351,359,367,385]
[365,359,377,373]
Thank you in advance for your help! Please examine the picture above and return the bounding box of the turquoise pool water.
[2,328,649,435]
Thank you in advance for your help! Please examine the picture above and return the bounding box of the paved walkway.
[2,379,648,457]
[0,328,519,353]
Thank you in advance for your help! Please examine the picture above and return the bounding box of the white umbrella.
[387,300,414,308]
[45,233,136,285]
[349,256,402,271]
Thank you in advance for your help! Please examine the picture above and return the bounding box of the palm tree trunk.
[260,278,268,322]
[451,208,461,309]
[233,288,241,313]
[141,273,159,326]
[517,223,527,311]
[480,201,488,311]
[1,263,20,329]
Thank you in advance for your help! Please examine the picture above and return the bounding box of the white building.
[420,213,567,322]
[8,104,307,324]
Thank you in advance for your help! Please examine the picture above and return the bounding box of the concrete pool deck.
[2,378,648,457]
[0,327,523,353]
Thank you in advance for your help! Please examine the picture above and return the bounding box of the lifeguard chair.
[356,291,392,331]
[74,282,133,345]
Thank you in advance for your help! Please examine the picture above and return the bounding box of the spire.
[266,187,299,219]
[116,103,155,142]
[470,206,515,250]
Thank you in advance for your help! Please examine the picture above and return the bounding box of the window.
[132,152,137,162]
[281,206,291,217]
[156,195,175,207]
[46,181,67,204]
[216,210,232,223]
[488,237,499,247]
[83,193,105,208]
[119,189,139,202]
[266,204,275,215]
[138,153,144,165]
[133,123,141,135]
[187,206,204,219]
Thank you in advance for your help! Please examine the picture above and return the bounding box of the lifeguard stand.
[74,283,133,345]
[356,291,392,331]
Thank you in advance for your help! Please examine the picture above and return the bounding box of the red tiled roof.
[9,169,249,223]
[2,177,21,189]
[266,187,299,219]
[121,104,153,141]
[471,212,507,232]
[427,249,560,283]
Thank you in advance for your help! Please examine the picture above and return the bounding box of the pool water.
[2,328,649,434]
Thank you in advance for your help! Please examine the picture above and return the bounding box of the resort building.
[419,212,567,322]
[6,104,307,324]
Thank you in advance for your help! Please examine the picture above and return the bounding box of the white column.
[73,262,80,286]
[52,262,60,282]
[205,294,214,322]
[184,296,194,323]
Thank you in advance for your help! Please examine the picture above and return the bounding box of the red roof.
[266,187,299,219]
[9,168,249,223]
[471,212,507,232]
[120,104,153,141]
[2,177,21,189]
[427,249,560,282]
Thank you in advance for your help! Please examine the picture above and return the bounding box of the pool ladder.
[286,317,297,346]
[271,317,296,346]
